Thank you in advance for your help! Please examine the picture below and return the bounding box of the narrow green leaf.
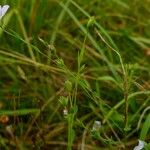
[140,113,150,140]
[0,109,40,116]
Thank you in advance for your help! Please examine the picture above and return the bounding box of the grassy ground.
[0,0,150,149]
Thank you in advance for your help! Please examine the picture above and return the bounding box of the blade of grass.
[103,91,150,124]
[0,109,40,116]
[49,0,71,64]
[140,113,150,140]
[58,1,119,79]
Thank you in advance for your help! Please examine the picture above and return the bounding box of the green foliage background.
[0,0,150,149]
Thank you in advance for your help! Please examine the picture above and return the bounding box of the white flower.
[92,121,101,131]
[63,108,68,116]
[133,140,145,150]
[0,5,10,20]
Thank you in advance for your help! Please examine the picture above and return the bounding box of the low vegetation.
[0,0,150,149]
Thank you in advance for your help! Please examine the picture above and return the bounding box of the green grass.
[0,0,150,149]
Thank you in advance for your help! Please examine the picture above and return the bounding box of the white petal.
[92,121,101,131]
[0,5,10,19]
[133,140,145,150]
[63,108,68,116]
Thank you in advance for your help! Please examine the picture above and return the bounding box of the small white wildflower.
[133,140,145,150]
[0,5,10,20]
[63,108,68,116]
[92,121,101,131]
[5,125,14,137]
